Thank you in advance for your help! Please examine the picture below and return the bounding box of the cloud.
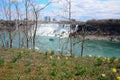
[2,0,119,21]
[48,0,120,21]
[35,4,47,10]
[10,0,22,3]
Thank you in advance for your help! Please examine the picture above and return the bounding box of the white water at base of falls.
[35,24,70,38]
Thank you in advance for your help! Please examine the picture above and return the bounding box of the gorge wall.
[76,19,120,41]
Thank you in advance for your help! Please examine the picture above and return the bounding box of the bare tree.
[24,0,29,48]
[51,0,89,56]
[8,0,13,48]
[52,0,74,56]
[0,0,13,48]
[67,0,74,56]
[30,1,51,50]
[12,0,21,48]
[80,25,85,56]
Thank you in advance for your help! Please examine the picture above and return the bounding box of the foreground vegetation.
[0,48,120,80]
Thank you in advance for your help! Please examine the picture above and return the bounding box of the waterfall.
[35,23,70,38]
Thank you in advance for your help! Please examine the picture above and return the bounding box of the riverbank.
[75,35,120,42]
[0,48,120,80]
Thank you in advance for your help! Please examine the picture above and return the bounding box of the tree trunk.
[19,32,21,48]
[9,31,12,48]
[33,13,38,50]
[68,0,73,56]
[25,0,29,49]
[9,0,12,48]
[81,26,85,56]
[0,34,4,47]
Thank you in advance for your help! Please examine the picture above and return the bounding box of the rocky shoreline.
[84,35,120,42]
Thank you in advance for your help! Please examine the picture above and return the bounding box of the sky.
[0,0,120,21]
[49,0,120,21]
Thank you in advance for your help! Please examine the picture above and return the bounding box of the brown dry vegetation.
[0,48,120,80]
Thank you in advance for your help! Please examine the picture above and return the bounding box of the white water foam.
[36,23,70,38]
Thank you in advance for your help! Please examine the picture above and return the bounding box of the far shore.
[77,35,120,42]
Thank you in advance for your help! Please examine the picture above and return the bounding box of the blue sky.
[0,0,120,21]
[36,0,49,4]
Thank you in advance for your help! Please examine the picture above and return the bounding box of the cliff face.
[76,19,120,36]
[0,20,34,32]
[0,20,16,31]
[74,19,120,41]
[87,19,120,35]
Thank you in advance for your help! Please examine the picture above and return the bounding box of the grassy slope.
[0,48,120,80]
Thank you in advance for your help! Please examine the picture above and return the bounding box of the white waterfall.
[36,23,70,38]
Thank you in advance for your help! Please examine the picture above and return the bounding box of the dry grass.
[0,48,120,80]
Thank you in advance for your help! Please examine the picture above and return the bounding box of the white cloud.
[48,0,120,21]
[35,4,46,9]
[10,0,22,3]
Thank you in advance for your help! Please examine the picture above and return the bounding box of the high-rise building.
[44,16,51,22]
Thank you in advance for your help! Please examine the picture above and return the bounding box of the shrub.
[51,69,58,76]
[24,61,31,66]
[51,50,55,55]
[36,66,42,71]
[94,58,103,66]
[0,57,4,65]
[110,57,117,63]
[90,68,98,76]
[45,51,48,56]
[11,57,17,63]
[75,65,86,76]
[51,61,57,66]
[11,53,23,63]
[98,76,106,80]
[25,67,31,74]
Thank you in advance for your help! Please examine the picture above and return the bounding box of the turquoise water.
[0,32,120,58]
[83,40,120,57]
[35,36,120,58]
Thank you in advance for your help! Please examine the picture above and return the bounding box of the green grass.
[0,57,4,65]
[0,47,120,80]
